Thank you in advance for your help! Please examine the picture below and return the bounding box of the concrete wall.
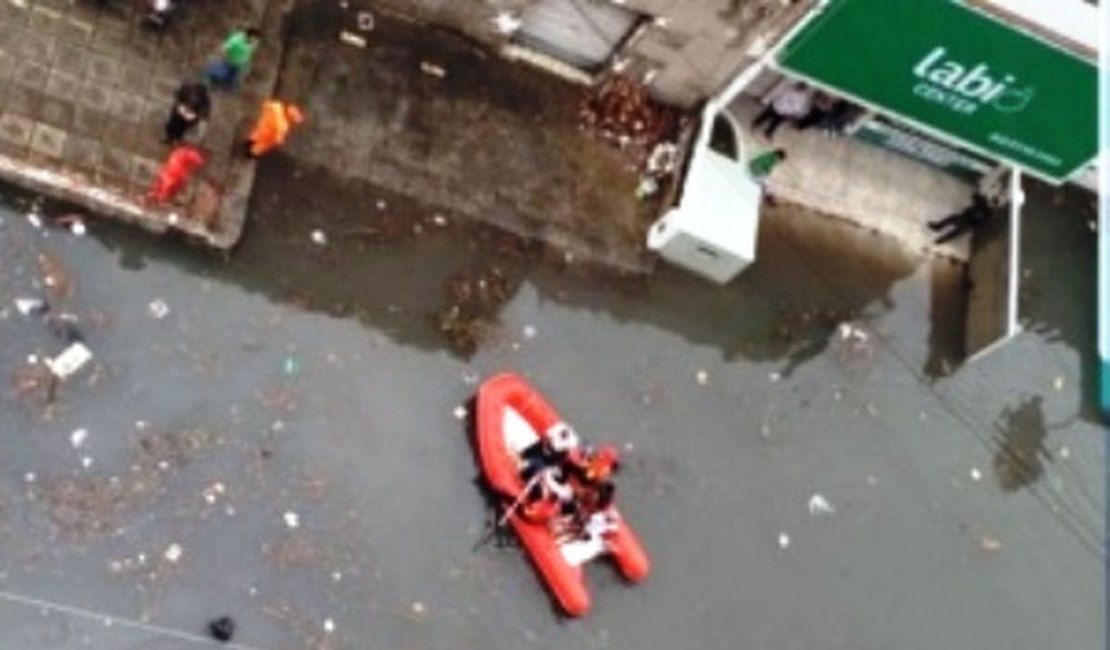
[374,0,811,109]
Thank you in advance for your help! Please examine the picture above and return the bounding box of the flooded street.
[0,168,1102,650]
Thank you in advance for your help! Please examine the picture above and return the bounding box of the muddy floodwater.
[0,175,1101,650]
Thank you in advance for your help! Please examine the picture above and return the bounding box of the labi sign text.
[912,46,1034,116]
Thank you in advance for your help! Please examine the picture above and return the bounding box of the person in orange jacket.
[244,100,305,158]
[149,144,205,203]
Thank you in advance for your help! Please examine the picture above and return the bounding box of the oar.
[473,471,544,551]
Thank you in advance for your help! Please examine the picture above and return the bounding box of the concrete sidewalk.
[0,0,288,249]
[729,98,975,262]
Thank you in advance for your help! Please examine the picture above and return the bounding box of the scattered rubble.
[283,511,301,529]
[777,532,790,549]
[46,342,94,379]
[148,299,171,320]
[164,543,183,563]
[807,493,835,516]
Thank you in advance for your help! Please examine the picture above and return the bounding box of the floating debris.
[356,10,374,30]
[978,535,1002,553]
[522,325,537,340]
[208,616,235,643]
[807,493,835,516]
[323,618,336,633]
[1052,376,1064,391]
[453,405,468,420]
[420,61,447,78]
[164,543,183,563]
[777,532,790,549]
[411,601,427,615]
[969,467,982,482]
[493,11,521,34]
[695,370,708,386]
[14,297,47,316]
[148,299,170,320]
[283,511,300,529]
[46,342,93,379]
[338,30,367,48]
[70,428,88,449]
[310,229,328,245]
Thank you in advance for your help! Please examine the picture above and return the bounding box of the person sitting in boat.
[566,445,620,486]
[521,466,576,524]
[559,509,618,566]
[520,422,580,480]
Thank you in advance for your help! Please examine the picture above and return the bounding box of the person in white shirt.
[752,82,814,140]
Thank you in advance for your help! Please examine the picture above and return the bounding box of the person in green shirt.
[206,27,261,90]
[748,148,787,184]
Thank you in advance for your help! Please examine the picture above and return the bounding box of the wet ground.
[0,164,1103,650]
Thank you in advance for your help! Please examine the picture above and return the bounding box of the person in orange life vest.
[566,445,620,486]
[149,144,205,203]
[244,100,305,158]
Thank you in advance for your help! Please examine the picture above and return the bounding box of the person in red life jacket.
[567,445,620,486]
[520,466,577,525]
[149,144,205,204]
[519,422,580,481]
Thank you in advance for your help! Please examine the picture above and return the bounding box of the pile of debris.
[578,75,679,161]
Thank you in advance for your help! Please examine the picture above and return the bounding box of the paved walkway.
[729,98,976,262]
[0,0,287,249]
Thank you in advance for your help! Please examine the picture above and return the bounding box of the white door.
[965,170,1024,361]
[514,0,639,72]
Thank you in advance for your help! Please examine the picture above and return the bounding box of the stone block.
[99,145,133,179]
[52,43,87,78]
[110,91,146,124]
[62,132,101,171]
[0,112,33,148]
[4,84,45,118]
[85,52,122,86]
[0,51,13,82]
[71,105,106,136]
[79,80,113,112]
[12,31,57,64]
[119,61,150,91]
[29,122,66,158]
[101,115,136,149]
[29,6,66,35]
[44,70,82,103]
[12,59,50,91]
[57,16,95,45]
[131,155,160,186]
[38,97,75,129]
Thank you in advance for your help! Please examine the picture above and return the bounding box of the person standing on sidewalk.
[205,27,261,90]
[243,99,306,158]
[751,82,813,140]
[163,81,211,144]
[748,148,787,185]
[149,144,205,204]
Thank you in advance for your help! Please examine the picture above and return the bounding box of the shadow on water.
[1016,180,1100,424]
[13,157,964,377]
[992,395,1051,492]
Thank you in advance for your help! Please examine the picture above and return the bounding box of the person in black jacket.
[163,82,211,145]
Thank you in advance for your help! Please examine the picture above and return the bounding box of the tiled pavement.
[0,0,286,248]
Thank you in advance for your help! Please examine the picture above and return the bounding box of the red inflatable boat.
[475,373,650,617]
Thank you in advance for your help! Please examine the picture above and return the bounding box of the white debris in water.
[1058,445,1071,460]
[323,618,336,633]
[310,229,328,245]
[777,532,790,549]
[376,200,386,210]
[1052,376,1065,391]
[492,11,521,34]
[432,214,448,227]
[135,420,148,430]
[27,355,38,365]
[522,325,537,340]
[26,212,42,229]
[332,571,343,582]
[695,370,708,386]
[164,543,183,563]
[283,511,300,529]
[14,297,45,315]
[70,428,88,448]
[24,472,36,483]
[81,456,94,469]
[70,220,86,236]
[978,535,1002,553]
[453,405,468,420]
[969,467,982,482]
[768,371,781,383]
[411,601,427,615]
[356,10,374,30]
[148,299,170,320]
[807,493,835,516]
